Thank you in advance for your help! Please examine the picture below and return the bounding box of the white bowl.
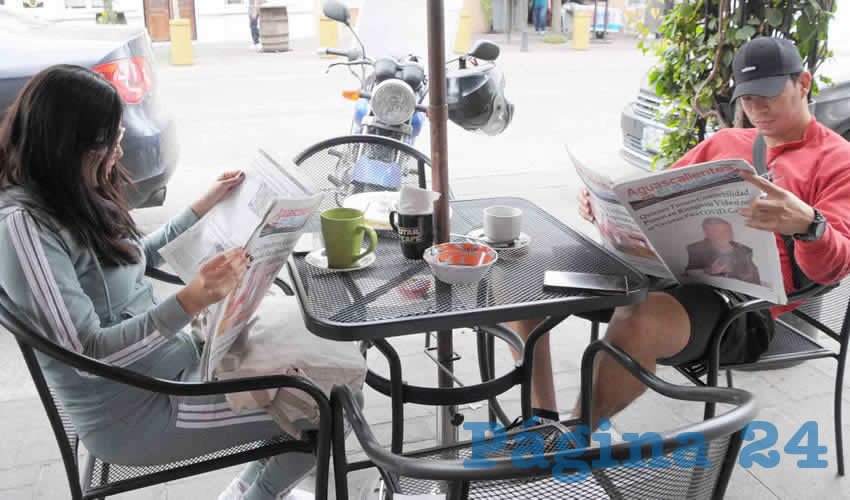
[423,242,498,284]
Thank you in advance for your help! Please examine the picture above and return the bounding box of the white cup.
[483,206,522,242]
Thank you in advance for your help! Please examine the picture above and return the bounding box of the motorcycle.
[318,0,514,202]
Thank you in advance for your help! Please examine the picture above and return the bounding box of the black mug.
[389,211,434,260]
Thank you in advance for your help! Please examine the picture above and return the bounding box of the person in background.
[249,0,261,49]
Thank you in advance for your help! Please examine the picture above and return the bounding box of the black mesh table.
[287,197,649,452]
[288,197,648,340]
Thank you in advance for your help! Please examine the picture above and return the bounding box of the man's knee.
[606,292,691,356]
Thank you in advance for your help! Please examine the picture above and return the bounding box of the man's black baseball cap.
[732,37,803,101]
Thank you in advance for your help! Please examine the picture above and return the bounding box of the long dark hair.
[0,65,140,266]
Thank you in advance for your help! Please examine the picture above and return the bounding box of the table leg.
[436,329,458,445]
[521,315,571,420]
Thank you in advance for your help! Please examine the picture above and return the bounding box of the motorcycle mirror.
[322,0,351,25]
[467,40,500,61]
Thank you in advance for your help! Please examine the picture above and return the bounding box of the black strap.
[751,134,813,290]
[751,134,768,176]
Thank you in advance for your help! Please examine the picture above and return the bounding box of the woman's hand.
[190,171,246,218]
[578,188,596,223]
[177,248,250,316]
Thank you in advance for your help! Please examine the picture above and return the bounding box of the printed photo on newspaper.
[568,146,787,305]
[159,148,325,379]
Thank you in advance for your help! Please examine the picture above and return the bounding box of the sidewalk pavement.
[0,33,848,499]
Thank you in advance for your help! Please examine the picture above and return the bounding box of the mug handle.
[389,210,399,233]
[355,225,378,261]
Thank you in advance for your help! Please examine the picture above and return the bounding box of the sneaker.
[218,477,249,500]
[277,488,314,500]
[254,42,262,52]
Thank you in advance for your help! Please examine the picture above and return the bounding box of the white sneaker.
[277,488,314,500]
[218,477,249,500]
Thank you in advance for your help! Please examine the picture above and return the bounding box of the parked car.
[0,7,177,208]
[621,57,850,170]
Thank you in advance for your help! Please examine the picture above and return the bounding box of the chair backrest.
[4,319,84,498]
[292,134,442,224]
[337,340,757,499]
[793,276,850,343]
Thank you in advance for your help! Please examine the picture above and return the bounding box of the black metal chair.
[0,272,331,500]
[577,279,848,476]
[673,279,850,476]
[331,339,757,499]
[293,134,459,454]
[292,134,447,220]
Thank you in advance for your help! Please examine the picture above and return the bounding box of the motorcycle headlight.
[370,80,417,126]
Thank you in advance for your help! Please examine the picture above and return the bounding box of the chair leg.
[590,321,600,342]
[835,351,846,476]
[331,393,350,500]
[725,370,734,388]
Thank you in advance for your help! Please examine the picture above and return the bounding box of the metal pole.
[504,0,511,44]
[427,0,449,246]
[426,0,457,446]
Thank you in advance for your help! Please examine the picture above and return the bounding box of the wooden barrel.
[259,5,289,52]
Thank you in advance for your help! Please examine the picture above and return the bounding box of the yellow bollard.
[169,19,192,65]
[318,15,339,58]
[573,11,591,50]
[453,9,472,55]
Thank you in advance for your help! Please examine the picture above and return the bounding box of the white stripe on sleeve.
[8,211,82,352]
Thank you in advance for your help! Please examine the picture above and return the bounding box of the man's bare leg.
[505,292,691,426]
[574,292,691,429]
[505,319,557,413]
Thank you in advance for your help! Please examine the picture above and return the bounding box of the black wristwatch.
[793,208,827,242]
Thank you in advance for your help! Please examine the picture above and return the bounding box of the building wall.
[1,0,322,41]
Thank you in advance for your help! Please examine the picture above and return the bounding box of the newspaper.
[159,149,324,379]
[569,148,787,305]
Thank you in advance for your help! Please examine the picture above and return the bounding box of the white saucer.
[305,248,376,272]
[466,228,531,250]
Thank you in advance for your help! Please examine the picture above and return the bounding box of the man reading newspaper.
[507,38,850,429]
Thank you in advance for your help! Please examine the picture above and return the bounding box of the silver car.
[621,58,850,170]
[0,7,178,208]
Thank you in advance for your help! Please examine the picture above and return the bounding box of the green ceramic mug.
[320,207,378,269]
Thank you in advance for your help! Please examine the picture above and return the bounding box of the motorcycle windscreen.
[350,0,464,66]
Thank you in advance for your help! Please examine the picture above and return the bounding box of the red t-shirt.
[672,118,850,317]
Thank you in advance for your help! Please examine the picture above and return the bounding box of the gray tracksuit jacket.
[0,186,201,436]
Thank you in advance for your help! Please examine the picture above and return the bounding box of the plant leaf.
[766,8,784,28]
[736,25,756,41]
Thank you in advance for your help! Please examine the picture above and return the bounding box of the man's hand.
[190,171,246,218]
[710,258,729,275]
[739,172,815,236]
[578,188,596,223]
[177,248,250,316]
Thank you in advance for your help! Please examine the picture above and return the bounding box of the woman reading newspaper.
[0,65,343,500]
